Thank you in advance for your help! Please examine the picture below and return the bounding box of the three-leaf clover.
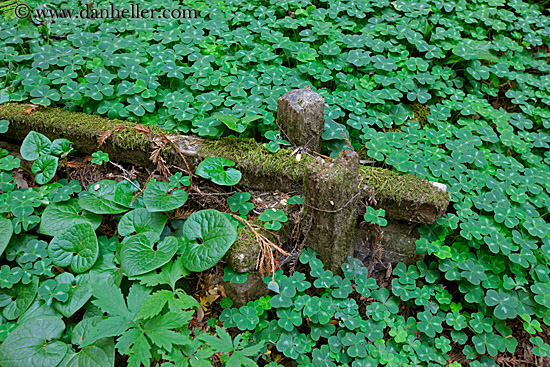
[91,151,109,165]
[363,207,387,226]
[227,192,254,216]
[259,209,288,230]
[264,131,291,153]
[37,279,70,306]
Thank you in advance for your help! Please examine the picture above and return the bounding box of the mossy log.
[0,103,156,167]
[0,103,448,224]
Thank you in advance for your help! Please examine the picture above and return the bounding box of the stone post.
[277,86,325,153]
[302,149,361,273]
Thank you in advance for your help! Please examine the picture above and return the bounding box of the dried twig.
[97,125,194,184]
[229,213,290,283]
[334,121,354,151]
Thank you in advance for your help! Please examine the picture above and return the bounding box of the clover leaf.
[363,207,387,226]
[227,192,254,216]
[37,279,70,306]
[214,113,262,133]
[264,130,290,153]
[223,266,249,284]
[91,151,109,165]
[0,120,9,134]
[259,208,288,230]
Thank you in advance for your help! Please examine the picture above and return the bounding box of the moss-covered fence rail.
[0,94,449,302]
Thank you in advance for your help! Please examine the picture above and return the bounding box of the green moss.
[225,223,260,273]
[359,165,448,210]
[198,137,315,184]
[410,102,431,127]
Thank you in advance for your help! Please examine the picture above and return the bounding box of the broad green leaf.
[181,209,237,272]
[18,300,61,324]
[0,316,68,367]
[20,131,51,161]
[118,208,168,237]
[50,139,74,156]
[61,317,115,367]
[143,181,188,212]
[48,223,99,273]
[59,341,114,367]
[0,276,39,320]
[113,180,143,208]
[120,234,178,277]
[130,257,190,290]
[31,155,58,184]
[53,272,93,318]
[0,216,12,257]
[196,157,242,186]
[78,180,129,214]
[40,199,102,237]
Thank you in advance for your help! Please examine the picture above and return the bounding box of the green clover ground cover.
[0,0,545,155]
[1,0,550,365]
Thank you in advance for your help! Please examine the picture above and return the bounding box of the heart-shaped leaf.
[50,139,74,157]
[53,272,93,318]
[143,181,188,212]
[118,208,168,237]
[40,199,102,237]
[196,157,242,186]
[0,216,13,257]
[78,180,129,214]
[120,233,178,277]
[48,223,99,273]
[181,209,237,272]
[20,131,51,161]
[113,180,143,208]
[0,277,38,320]
[0,316,68,367]
[31,155,58,184]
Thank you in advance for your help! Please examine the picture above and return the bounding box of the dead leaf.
[13,171,28,189]
[195,308,204,323]
[98,125,127,147]
[23,104,39,114]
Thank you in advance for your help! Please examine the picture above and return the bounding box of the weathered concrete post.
[277,86,325,152]
[302,149,361,273]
